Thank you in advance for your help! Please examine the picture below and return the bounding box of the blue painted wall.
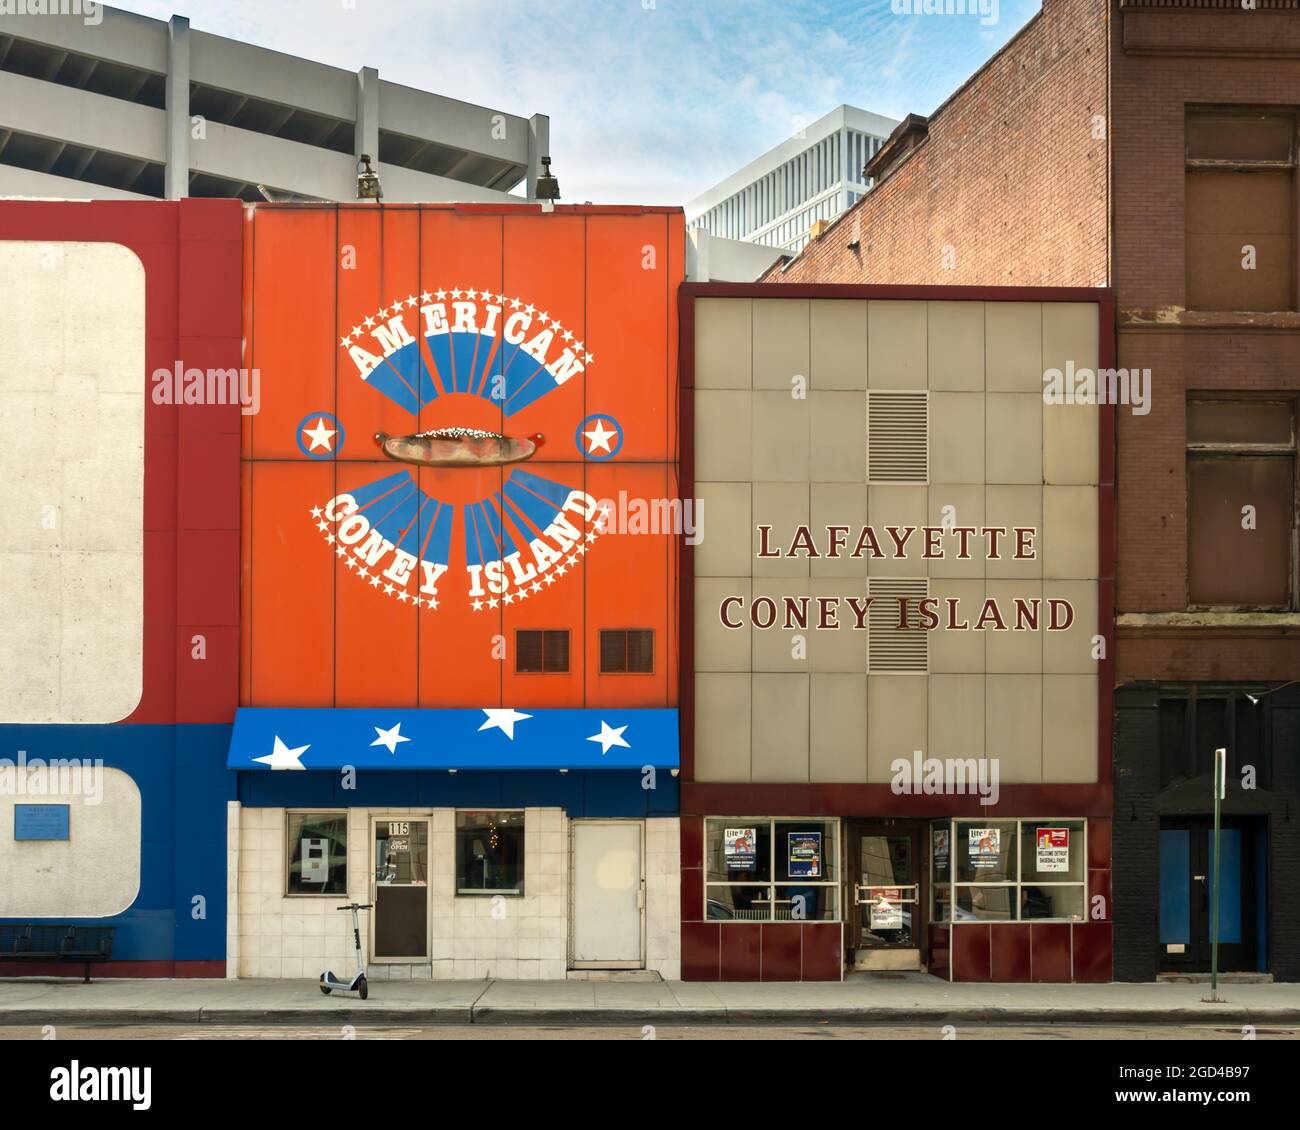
[0,724,234,964]
[237,768,678,817]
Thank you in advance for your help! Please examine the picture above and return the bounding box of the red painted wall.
[0,198,243,727]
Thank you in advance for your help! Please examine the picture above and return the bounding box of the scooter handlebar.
[335,903,373,910]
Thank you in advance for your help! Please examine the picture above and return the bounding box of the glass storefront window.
[456,810,524,895]
[931,819,1089,923]
[956,885,1019,921]
[374,819,427,886]
[705,817,840,922]
[287,812,347,895]
[1020,820,1085,883]
[956,820,1018,882]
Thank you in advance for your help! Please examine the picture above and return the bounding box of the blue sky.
[114,0,1042,204]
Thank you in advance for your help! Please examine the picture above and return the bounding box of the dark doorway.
[845,819,927,972]
[1158,816,1260,973]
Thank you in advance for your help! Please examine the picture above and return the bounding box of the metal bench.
[0,925,116,982]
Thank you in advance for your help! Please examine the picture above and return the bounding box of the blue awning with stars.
[226,707,679,772]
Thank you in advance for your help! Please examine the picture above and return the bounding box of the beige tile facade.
[693,298,1101,787]
[230,807,679,980]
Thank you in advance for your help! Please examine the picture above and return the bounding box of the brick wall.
[1113,687,1300,981]
[768,0,1109,288]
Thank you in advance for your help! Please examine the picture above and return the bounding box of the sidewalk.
[2,975,1299,1026]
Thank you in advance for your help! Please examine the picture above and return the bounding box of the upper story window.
[1187,395,1298,609]
[515,629,569,673]
[1185,109,1297,312]
[1158,691,1270,791]
[599,629,654,673]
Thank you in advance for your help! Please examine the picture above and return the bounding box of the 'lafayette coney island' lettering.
[323,489,602,604]
[344,291,587,388]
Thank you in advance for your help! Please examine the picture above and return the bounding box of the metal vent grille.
[867,577,929,674]
[866,391,928,483]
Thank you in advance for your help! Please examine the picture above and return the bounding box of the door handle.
[1193,874,1206,882]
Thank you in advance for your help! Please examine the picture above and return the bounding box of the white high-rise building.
[686,104,898,257]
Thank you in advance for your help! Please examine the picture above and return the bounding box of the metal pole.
[1210,747,1225,1002]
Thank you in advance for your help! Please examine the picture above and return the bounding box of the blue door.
[1158,818,1258,972]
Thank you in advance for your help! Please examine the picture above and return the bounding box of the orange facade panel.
[241,204,683,710]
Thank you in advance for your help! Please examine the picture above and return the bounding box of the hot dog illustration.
[374,427,544,467]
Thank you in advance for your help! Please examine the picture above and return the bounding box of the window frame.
[703,816,842,923]
[284,809,349,898]
[514,628,570,674]
[1185,391,1300,611]
[598,627,656,674]
[454,809,526,897]
[1184,107,1299,313]
[930,818,1089,925]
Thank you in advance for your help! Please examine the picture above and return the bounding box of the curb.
[4,1006,1299,1027]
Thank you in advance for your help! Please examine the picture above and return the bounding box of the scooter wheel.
[319,982,331,995]
[357,976,368,1001]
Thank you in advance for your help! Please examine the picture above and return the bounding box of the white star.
[420,291,433,304]
[435,289,447,301]
[351,325,362,338]
[584,352,595,364]
[363,314,376,328]
[405,294,417,308]
[303,417,336,452]
[583,418,617,454]
[479,708,532,740]
[587,720,630,756]
[339,334,352,347]
[471,598,484,611]
[383,583,395,595]
[316,520,329,532]
[371,723,410,755]
[310,506,323,519]
[253,735,309,770]
[487,596,499,608]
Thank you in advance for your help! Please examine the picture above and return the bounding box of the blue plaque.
[14,804,70,841]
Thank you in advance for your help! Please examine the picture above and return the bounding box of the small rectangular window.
[515,629,569,673]
[600,629,654,673]
[456,811,525,895]
[287,812,348,895]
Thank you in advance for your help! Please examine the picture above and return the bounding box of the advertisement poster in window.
[788,832,822,878]
[968,827,1001,870]
[724,827,757,872]
[1036,828,1069,873]
[933,827,949,873]
[870,888,904,929]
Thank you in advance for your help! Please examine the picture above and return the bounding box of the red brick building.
[765,0,1300,981]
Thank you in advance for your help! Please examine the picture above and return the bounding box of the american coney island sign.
[306,289,615,613]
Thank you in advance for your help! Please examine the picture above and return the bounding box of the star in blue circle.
[295,412,345,459]
[575,413,624,461]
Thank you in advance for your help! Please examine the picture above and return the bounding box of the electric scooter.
[319,902,372,1000]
